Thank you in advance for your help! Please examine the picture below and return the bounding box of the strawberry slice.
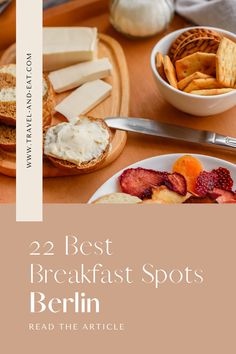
[119,168,165,199]
[164,173,187,196]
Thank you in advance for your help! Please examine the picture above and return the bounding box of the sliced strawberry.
[212,167,233,191]
[119,168,165,199]
[164,173,187,196]
[195,171,218,197]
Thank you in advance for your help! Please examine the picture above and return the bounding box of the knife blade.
[0,0,11,14]
[105,117,236,151]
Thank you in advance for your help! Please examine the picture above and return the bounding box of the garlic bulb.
[110,0,174,38]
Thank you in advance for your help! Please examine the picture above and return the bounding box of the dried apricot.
[173,155,203,192]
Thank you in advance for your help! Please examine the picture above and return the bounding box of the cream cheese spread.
[44,118,110,165]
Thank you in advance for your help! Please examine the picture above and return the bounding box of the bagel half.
[44,117,111,173]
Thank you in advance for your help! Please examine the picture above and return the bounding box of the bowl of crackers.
[151,26,236,116]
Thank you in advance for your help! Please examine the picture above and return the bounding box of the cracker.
[163,55,178,88]
[169,28,222,60]
[175,52,216,81]
[173,34,221,62]
[184,78,223,93]
[155,52,166,80]
[190,88,235,96]
[216,37,236,88]
[178,72,212,90]
[169,30,198,59]
[174,37,220,62]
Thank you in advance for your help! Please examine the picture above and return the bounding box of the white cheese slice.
[43,27,97,71]
[55,79,112,122]
[48,58,112,93]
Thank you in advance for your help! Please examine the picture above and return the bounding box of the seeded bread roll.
[0,123,16,151]
[44,117,111,173]
[0,64,54,128]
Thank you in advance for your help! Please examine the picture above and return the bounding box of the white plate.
[89,154,236,203]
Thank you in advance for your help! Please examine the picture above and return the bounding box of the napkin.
[175,0,236,33]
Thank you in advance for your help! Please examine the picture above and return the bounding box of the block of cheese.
[55,79,112,122]
[48,58,112,93]
[43,27,97,71]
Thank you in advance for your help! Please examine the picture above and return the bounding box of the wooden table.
[0,0,236,203]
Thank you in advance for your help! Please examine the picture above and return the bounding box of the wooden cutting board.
[0,32,130,177]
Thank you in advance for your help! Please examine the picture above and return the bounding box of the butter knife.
[0,0,11,14]
[105,117,236,151]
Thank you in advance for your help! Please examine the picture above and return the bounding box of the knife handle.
[226,137,236,148]
[215,134,236,149]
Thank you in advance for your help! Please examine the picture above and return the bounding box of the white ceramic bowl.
[150,26,236,116]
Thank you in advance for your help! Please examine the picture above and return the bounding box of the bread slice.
[0,64,54,128]
[0,64,16,87]
[0,123,16,151]
[93,193,142,204]
[43,74,55,128]
[0,104,52,154]
[44,117,111,173]
[41,73,54,129]
[0,64,17,125]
